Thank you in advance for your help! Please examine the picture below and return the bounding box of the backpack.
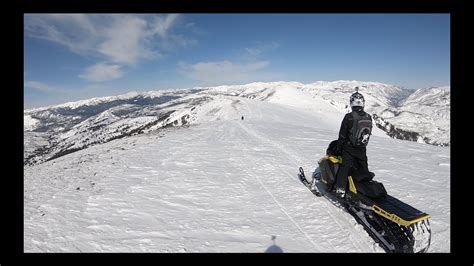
[349,111,372,147]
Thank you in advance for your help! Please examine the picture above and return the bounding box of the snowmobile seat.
[350,170,386,198]
[319,155,379,197]
[348,176,430,225]
[352,179,387,198]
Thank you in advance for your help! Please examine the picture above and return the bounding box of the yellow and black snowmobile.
[298,152,431,253]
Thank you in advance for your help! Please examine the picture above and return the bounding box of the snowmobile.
[297,142,432,253]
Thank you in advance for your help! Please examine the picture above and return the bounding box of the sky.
[24,14,450,109]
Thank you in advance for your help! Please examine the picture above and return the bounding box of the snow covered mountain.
[393,86,450,145]
[24,80,450,166]
[24,89,206,165]
[24,85,450,252]
[297,81,449,146]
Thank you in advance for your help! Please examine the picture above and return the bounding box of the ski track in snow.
[238,99,379,252]
[236,103,321,251]
[24,96,450,253]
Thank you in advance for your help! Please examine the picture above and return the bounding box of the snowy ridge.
[304,80,411,107]
[388,86,450,145]
[24,80,450,165]
[24,88,203,113]
[296,81,448,146]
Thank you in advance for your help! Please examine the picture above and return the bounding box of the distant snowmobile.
[297,142,432,253]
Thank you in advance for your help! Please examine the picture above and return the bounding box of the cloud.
[24,14,100,55]
[151,14,180,38]
[177,41,280,85]
[97,16,157,65]
[243,41,279,60]
[179,60,271,85]
[24,81,54,91]
[24,14,193,66]
[79,62,124,82]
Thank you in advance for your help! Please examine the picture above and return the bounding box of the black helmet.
[350,87,365,108]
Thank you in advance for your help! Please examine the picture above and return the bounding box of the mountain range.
[24,80,450,166]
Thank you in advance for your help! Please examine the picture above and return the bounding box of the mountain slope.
[392,86,450,145]
[296,81,449,146]
[23,89,208,165]
[23,81,450,166]
[24,96,450,252]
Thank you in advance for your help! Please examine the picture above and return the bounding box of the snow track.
[24,97,450,252]
[237,99,376,252]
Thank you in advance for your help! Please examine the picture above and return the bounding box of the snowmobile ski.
[298,167,322,197]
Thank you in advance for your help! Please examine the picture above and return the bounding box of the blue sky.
[24,14,450,108]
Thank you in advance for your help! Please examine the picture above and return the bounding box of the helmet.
[350,88,365,108]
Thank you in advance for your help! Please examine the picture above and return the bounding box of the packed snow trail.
[24,97,450,252]
[236,99,383,252]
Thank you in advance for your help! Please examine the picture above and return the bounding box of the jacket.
[336,106,368,157]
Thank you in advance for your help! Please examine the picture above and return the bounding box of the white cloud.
[179,60,271,85]
[24,81,54,91]
[98,16,157,65]
[244,42,279,60]
[79,62,124,82]
[178,41,280,85]
[24,14,99,55]
[24,14,191,66]
[151,14,180,38]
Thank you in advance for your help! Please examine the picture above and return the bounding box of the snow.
[23,88,187,113]
[24,80,450,146]
[392,86,450,145]
[24,96,450,253]
[24,115,40,131]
